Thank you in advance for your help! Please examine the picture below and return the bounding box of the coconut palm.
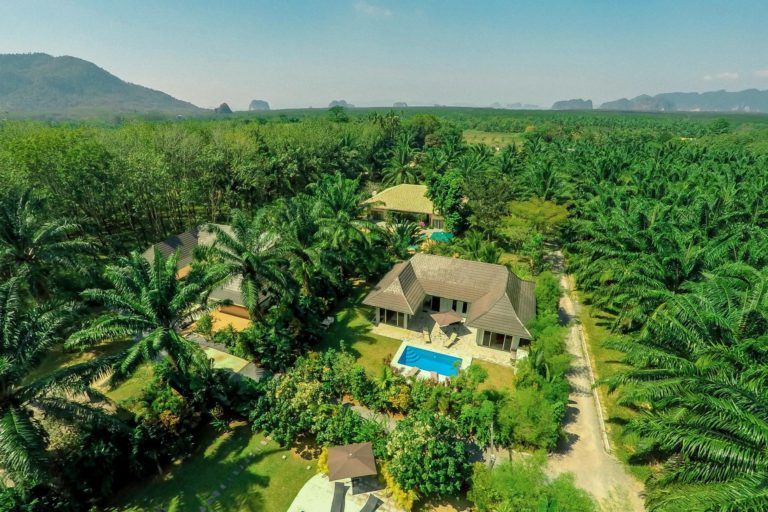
[198,211,290,320]
[0,188,92,296]
[605,264,768,511]
[68,250,215,383]
[0,277,113,486]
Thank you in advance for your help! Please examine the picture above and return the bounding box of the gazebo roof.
[430,309,462,327]
[327,442,377,481]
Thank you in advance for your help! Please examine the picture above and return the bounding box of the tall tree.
[69,250,215,384]
[0,188,92,297]
[0,277,112,487]
[198,212,290,319]
[605,264,768,512]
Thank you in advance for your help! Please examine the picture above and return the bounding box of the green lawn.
[111,422,316,512]
[577,300,654,481]
[463,129,523,148]
[473,360,515,393]
[318,289,402,377]
[24,339,133,385]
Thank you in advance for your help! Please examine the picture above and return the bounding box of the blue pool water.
[398,346,462,377]
[430,231,454,243]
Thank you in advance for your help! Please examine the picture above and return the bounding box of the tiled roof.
[363,253,535,339]
[142,224,244,306]
[364,184,437,215]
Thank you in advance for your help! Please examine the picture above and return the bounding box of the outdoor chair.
[422,327,430,343]
[358,494,382,512]
[443,330,458,348]
[331,482,348,512]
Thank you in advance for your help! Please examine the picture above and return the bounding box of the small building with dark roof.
[141,224,264,323]
[363,253,536,352]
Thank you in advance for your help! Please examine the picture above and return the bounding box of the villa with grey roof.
[363,253,536,361]
[141,224,257,327]
[365,184,445,229]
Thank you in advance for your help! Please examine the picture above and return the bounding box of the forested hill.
[600,88,768,113]
[0,53,202,115]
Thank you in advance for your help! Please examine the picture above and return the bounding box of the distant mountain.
[490,102,540,110]
[329,99,354,108]
[249,99,270,111]
[599,89,768,112]
[0,53,201,114]
[393,101,408,108]
[551,99,592,111]
[214,102,232,114]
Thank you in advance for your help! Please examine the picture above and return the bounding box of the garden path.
[546,274,645,511]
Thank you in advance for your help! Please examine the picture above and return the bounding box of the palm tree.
[382,143,420,186]
[312,173,375,252]
[457,231,502,264]
[269,195,341,296]
[198,212,290,319]
[605,264,768,511]
[0,188,92,296]
[386,219,423,259]
[69,250,215,383]
[0,277,113,486]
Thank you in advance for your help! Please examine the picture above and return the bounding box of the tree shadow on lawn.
[111,425,285,512]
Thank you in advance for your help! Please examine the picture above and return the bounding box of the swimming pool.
[397,345,462,377]
[430,231,454,243]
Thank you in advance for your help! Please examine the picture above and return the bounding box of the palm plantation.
[606,264,768,511]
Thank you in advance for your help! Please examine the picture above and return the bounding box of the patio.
[371,310,522,368]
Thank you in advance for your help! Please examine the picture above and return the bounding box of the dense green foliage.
[469,455,597,512]
[1,108,768,510]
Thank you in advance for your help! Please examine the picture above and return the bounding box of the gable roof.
[142,224,245,306]
[363,253,535,339]
[364,184,437,215]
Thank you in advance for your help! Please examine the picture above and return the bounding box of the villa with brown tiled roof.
[364,184,445,229]
[363,253,536,353]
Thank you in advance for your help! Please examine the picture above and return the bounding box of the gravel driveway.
[546,276,645,511]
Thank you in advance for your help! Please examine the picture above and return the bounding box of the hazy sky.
[2,0,767,110]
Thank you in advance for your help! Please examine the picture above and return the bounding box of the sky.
[1,0,767,110]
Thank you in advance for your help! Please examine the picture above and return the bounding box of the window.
[431,296,441,311]
[480,330,511,351]
[452,299,458,311]
[462,301,468,314]
[381,308,406,328]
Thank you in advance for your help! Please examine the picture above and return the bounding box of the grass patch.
[463,129,523,148]
[111,422,316,512]
[473,360,515,393]
[318,289,402,378]
[24,339,133,385]
[577,300,653,481]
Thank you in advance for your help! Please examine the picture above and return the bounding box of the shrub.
[497,386,562,451]
[386,413,471,497]
[468,455,596,512]
[382,464,418,511]
[535,271,562,316]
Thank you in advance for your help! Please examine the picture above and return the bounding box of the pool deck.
[391,341,472,383]
[373,313,520,368]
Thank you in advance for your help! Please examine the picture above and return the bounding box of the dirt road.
[546,275,645,511]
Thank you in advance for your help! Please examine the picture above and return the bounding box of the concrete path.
[546,275,645,511]
[287,474,405,512]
